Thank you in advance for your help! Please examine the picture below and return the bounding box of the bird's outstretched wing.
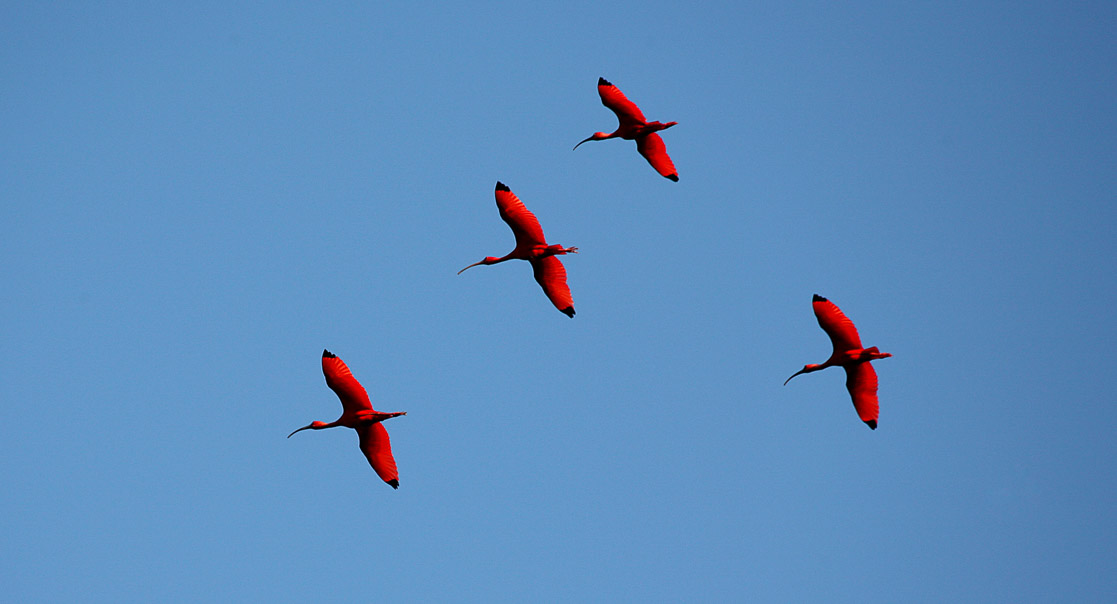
[358,422,400,488]
[844,361,880,430]
[635,133,679,181]
[812,294,864,353]
[495,182,547,249]
[532,255,575,317]
[598,77,647,130]
[322,350,373,415]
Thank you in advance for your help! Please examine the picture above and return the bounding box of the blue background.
[3,2,1115,601]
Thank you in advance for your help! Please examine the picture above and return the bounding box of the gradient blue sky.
[3,2,1115,601]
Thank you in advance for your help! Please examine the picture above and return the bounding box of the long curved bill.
[573,136,595,151]
[287,424,313,438]
[783,369,807,386]
[457,261,484,275]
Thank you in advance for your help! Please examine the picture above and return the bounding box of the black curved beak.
[458,261,484,275]
[287,424,313,438]
[783,369,807,386]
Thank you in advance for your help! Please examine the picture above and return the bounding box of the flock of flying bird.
[288,78,892,489]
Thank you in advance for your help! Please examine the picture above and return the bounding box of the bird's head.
[783,364,822,386]
[573,132,610,150]
[457,257,500,274]
[287,421,327,438]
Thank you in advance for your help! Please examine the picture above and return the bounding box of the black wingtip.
[598,77,611,86]
[323,349,336,358]
[561,306,575,318]
[666,174,679,182]
[495,181,510,192]
[387,479,399,489]
[812,294,827,302]
[865,420,877,430]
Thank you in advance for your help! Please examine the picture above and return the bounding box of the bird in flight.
[288,350,406,488]
[458,181,578,318]
[574,77,679,181]
[784,295,892,430]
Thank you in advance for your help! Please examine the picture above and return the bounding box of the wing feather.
[844,362,880,429]
[495,182,547,249]
[322,350,373,415]
[598,77,647,129]
[636,133,678,181]
[532,256,575,317]
[812,295,864,353]
[358,422,399,488]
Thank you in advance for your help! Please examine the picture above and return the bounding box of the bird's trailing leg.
[855,347,892,362]
[545,245,578,257]
[355,410,407,424]
[639,121,677,136]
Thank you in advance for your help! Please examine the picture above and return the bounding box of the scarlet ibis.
[458,181,578,318]
[288,350,406,489]
[574,77,679,181]
[784,295,892,430]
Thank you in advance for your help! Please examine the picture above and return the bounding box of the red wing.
[598,77,647,130]
[812,295,863,353]
[322,350,373,415]
[531,255,575,317]
[636,133,678,181]
[358,422,399,488]
[844,362,880,428]
[495,182,547,249]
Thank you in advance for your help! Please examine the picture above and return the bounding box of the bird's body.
[458,181,577,317]
[288,350,405,489]
[784,295,892,429]
[574,77,679,181]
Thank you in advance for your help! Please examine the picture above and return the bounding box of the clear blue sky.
[3,2,1115,601]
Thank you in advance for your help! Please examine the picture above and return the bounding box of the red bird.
[288,350,406,489]
[574,77,679,181]
[458,181,578,318]
[784,295,892,430]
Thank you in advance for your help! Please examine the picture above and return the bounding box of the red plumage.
[459,182,578,318]
[785,295,891,430]
[288,350,405,489]
[575,77,679,181]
